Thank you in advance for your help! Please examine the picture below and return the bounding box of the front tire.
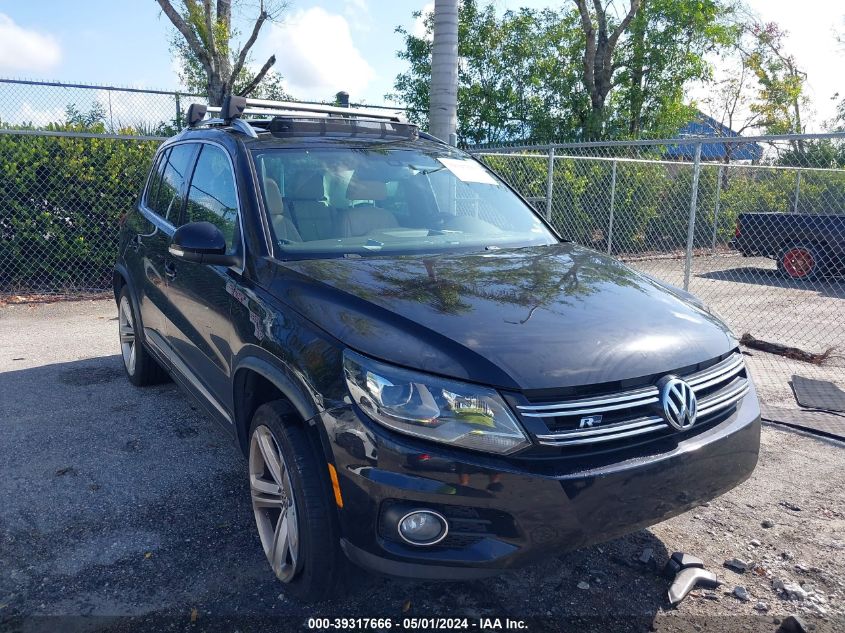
[248,400,346,601]
[117,287,168,386]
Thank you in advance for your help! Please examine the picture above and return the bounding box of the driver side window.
[184,144,240,253]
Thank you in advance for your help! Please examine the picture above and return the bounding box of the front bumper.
[320,384,761,579]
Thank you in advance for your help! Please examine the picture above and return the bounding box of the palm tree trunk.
[429,0,459,144]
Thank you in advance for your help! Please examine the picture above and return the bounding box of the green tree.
[746,22,807,141]
[389,1,586,145]
[614,0,738,138]
[572,0,643,138]
[391,0,740,143]
[64,103,107,128]
[157,0,287,106]
[703,17,808,158]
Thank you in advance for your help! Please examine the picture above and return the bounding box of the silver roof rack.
[223,97,407,123]
[186,95,410,138]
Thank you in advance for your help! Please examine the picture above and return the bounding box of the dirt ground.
[1,299,843,633]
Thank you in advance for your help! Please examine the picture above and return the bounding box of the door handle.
[164,260,177,280]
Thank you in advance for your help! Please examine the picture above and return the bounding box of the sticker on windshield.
[437,158,500,185]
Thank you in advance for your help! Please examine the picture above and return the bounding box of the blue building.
[664,112,763,162]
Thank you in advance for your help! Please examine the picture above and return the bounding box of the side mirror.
[169,221,241,267]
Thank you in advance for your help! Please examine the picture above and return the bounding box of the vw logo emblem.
[659,376,697,431]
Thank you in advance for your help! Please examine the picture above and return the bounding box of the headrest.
[289,171,326,200]
[263,178,284,216]
[346,175,387,201]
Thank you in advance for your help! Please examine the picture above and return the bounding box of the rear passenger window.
[184,145,239,251]
[144,149,169,212]
[148,144,195,222]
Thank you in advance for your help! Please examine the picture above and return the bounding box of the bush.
[0,127,160,292]
[480,143,845,257]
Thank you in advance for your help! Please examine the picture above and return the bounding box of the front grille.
[517,352,749,447]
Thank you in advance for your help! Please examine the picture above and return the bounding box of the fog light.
[397,509,448,546]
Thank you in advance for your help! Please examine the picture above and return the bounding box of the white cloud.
[0,14,61,72]
[262,8,375,100]
[413,3,434,40]
[344,0,371,32]
[14,102,65,126]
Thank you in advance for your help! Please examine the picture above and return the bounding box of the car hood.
[271,243,736,391]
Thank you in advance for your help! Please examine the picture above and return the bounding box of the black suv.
[114,96,760,601]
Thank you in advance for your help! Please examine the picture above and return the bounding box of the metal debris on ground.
[668,567,721,606]
[663,552,704,578]
[665,552,721,606]
[791,375,845,412]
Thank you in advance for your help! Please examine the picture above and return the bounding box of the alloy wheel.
[118,296,137,375]
[249,425,301,582]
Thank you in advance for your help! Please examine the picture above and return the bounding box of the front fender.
[232,345,328,453]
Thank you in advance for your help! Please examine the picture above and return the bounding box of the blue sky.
[0,0,438,103]
[0,1,842,129]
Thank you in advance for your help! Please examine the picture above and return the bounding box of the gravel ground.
[1,299,844,633]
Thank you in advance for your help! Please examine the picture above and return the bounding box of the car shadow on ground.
[1,354,682,631]
[698,266,845,299]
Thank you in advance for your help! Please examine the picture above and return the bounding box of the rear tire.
[777,243,824,281]
[248,400,347,602]
[117,286,169,386]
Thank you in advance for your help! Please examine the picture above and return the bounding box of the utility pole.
[429,0,459,145]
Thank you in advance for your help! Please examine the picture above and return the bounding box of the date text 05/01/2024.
[306,618,529,630]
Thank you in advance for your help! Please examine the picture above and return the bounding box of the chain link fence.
[0,79,195,296]
[0,128,164,294]
[0,78,407,296]
[473,134,845,405]
[1,78,842,407]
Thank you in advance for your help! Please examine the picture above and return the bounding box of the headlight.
[343,350,530,455]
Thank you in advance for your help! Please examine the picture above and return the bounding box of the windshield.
[252,144,557,257]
